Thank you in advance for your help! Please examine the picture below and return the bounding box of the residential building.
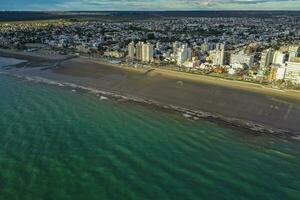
[208,44,225,66]
[104,51,125,58]
[288,45,299,62]
[128,41,135,60]
[272,50,286,65]
[260,48,274,68]
[173,41,182,55]
[284,61,300,84]
[142,43,153,62]
[136,42,144,61]
[230,51,254,68]
[177,44,191,65]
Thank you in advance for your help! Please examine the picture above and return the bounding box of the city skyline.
[2,0,300,11]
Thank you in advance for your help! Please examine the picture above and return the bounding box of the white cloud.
[6,0,300,10]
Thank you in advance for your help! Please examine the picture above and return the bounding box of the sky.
[1,0,300,11]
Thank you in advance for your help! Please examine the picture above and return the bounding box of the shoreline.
[0,71,296,140]
[91,59,300,102]
[0,48,72,61]
[1,51,300,138]
[1,48,300,100]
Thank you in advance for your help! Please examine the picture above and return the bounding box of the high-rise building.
[260,48,274,68]
[272,62,300,84]
[142,43,153,62]
[128,41,135,60]
[230,51,254,68]
[136,42,144,61]
[173,41,182,55]
[177,44,191,65]
[288,45,299,62]
[220,43,225,66]
[282,61,300,83]
[156,42,160,50]
[272,50,286,65]
[201,42,214,52]
[200,43,209,52]
[209,43,225,66]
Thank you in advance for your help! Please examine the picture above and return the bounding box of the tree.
[147,33,155,40]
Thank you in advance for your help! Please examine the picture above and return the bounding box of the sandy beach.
[1,52,300,137]
[0,48,73,61]
[92,59,300,101]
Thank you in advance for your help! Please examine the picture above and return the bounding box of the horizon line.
[1,9,300,12]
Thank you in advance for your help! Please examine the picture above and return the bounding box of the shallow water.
[0,73,300,200]
[0,56,26,67]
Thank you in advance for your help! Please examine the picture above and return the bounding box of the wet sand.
[1,55,300,136]
[57,58,300,133]
[0,48,71,61]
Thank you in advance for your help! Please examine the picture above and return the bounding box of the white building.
[274,61,300,84]
[128,41,135,60]
[272,50,286,65]
[173,41,182,55]
[156,42,161,50]
[136,42,144,61]
[284,61,300,84]
[76,44,90,53]
[201,42,214,52]
[288,45,299,62]
[104,51,125,58]
[142,43,153,62]
[226,63,246,75]
[209,43,225,66]
[184,57,200,68]
[260,48,274,68]
[177,44,191,65]
[230,51,254,68]
[276,68,286,80]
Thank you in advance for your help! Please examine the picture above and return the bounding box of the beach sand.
[0,48,71,61]
[1,54,300,136]
[91,59,300,101]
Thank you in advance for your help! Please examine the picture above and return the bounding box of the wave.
[0,57,27,67]
[1,71,299,140]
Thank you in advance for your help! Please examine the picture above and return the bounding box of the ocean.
[0,59,300,199]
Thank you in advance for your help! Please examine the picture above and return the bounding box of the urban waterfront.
[0,74,300,199]
[1,11,300,89]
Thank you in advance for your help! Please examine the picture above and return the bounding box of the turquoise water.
[0,74,300,200]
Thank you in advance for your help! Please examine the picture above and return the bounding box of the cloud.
[3,0,300,10]
[54,0,300,10]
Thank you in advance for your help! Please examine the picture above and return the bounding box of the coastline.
[1,51,300,138]
[91,59,300,102]
[2,47,299,100]
[0,48,73,61]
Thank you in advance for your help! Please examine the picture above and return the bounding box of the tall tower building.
[128,41,135,60]
[177,44,191,65]
[136,42,144,61]
[260,48,274,68]
[142,43,153,62]
[288,45,299,62]
[173,41,182,55]
[219,43,225,66]
[156,42,160,50]
[201,43,209,52]
[210,43,225,66]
